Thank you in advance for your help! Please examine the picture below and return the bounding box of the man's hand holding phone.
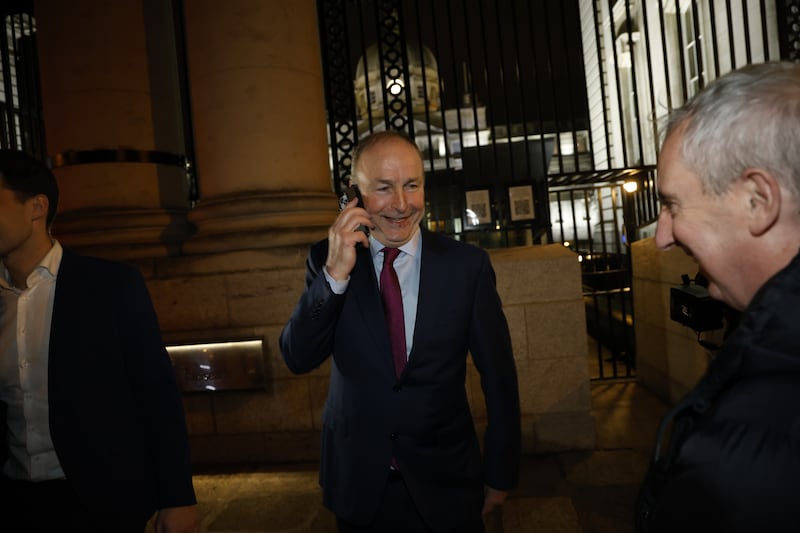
[326,188,371,282]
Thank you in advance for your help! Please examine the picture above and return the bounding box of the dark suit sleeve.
[280,240,345,374]
[49,252,196,516]
[0,398,6,472]
[117,265,197,509]
[468,253,521,490]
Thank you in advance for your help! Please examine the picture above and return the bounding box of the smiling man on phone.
[280,130,521,533]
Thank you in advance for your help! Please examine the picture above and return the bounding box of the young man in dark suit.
[280,131,521,532]
[0,149,197,532]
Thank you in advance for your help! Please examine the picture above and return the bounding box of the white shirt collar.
[369,226,421,260]
[0,240,63,291]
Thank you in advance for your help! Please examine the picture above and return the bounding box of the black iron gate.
[316,0,798,380]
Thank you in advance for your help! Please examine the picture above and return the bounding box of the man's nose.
[654,210,674,250]
[392,190,407,211]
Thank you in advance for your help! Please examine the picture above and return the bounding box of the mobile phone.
[339,184,363,210]
[338,185,370,237]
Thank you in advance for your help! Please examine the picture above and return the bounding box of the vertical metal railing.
[777,0,800,61]
[2,0,794,380]
[0,5,45,158]
[313,0,797,379]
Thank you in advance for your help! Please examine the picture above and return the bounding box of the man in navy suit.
[280,131,521,532]
[0,150,197,532]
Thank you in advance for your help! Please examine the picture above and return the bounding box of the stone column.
[33,0,192,259]
[181,0,336,254]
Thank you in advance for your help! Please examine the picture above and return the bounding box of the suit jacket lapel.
[409,229,448,364]
[48,248,75,367]
[345,231,447,377]
[348,247,394,366]
[48,248,81,405]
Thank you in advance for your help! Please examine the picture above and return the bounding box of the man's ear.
[742,168,780,236]
[30,194,49,224]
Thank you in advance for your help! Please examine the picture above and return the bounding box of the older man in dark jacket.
[636,61,800,532]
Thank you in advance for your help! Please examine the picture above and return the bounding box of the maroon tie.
[380,247,406,377]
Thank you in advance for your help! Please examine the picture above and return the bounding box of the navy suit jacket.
[280,228,521,532]
[2,248,196,521]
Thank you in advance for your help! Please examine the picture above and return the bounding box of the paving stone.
[145,381,668,533]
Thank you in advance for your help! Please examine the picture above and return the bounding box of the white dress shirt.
[0,240,65,481]
[324,228,422,359]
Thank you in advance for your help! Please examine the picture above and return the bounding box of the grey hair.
[663,61,800,199]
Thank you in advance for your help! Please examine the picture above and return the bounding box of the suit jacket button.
[390,433,399,440]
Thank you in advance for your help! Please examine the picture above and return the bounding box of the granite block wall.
[631,238,725,404]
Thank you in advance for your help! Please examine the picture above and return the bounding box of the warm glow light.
[166,340,262,355]
[623,180,638,193]
[466,208,479,226]
[166,339,265,393]
[387,78,404,95]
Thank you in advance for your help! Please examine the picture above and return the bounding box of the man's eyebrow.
[375,176,421,185]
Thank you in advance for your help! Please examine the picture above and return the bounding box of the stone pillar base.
[55,208,192,260]
[183,191,337,254]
